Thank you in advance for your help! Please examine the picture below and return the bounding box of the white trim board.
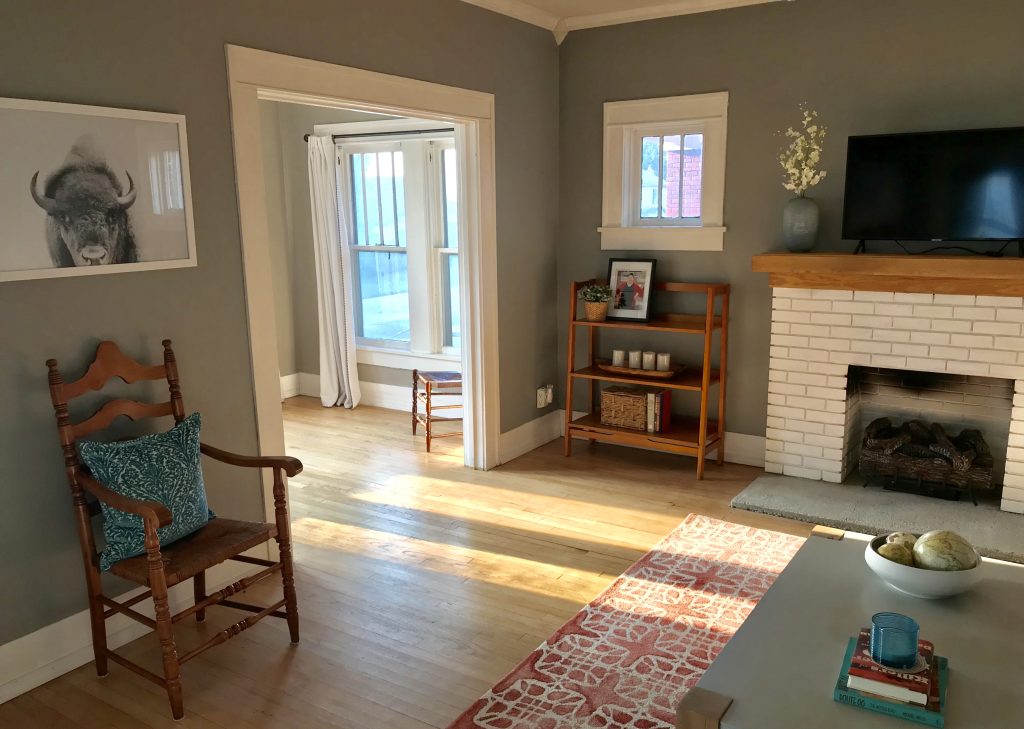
[0,560,257,705]
[456,0,783,43]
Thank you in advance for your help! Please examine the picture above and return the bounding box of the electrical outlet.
[536,386,547,408]
[545,384,554,405]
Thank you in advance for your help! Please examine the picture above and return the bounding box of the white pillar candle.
[642,351,656,370]
[656,353,671,372]
[628,350,642,369]
[612,349,626,367]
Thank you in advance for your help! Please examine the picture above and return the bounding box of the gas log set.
[860,417,994,505]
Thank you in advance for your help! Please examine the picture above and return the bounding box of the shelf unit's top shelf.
[570,364,719,391]
[571,313,722,334]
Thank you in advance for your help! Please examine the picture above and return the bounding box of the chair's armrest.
[200,442,303,477]
[78,472,173,528]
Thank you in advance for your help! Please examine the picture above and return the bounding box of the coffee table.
[677,532,1024,728]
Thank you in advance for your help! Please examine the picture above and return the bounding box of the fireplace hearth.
[860,416,993,504]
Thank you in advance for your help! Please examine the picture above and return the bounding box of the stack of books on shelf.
[834,629,948,727]
[645,388,671,433]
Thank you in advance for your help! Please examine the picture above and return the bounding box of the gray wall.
[558,0,1024,435]
[259,101,402,383]
[0,0,557,646]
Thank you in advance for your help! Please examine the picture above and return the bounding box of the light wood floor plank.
[0,397,809,728]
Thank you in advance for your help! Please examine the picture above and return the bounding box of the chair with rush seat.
[412,369,463,452]
[46,339,302,720]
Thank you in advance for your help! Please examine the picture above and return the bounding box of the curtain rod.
[303,128,454,142]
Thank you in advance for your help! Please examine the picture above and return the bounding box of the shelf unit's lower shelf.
[567,412,721,457]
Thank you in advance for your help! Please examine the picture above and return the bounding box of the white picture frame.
[0,97,197,282]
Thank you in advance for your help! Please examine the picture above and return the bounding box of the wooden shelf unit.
[563,280,730,479]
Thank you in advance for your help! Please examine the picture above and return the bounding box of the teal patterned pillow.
[78,412,213,571]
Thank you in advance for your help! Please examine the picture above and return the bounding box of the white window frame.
[600,92,728,251]
[335,130,462,370]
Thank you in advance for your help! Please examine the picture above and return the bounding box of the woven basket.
[601,386,646,430]
[583,300,610,322]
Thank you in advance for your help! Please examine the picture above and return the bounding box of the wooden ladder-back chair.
[46,339,302,720]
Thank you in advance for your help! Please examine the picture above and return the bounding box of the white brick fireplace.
[764,286,1024,515]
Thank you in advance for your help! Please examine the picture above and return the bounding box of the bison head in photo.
[30,137,139,267]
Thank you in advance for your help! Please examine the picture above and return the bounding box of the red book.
[848,628,934,703]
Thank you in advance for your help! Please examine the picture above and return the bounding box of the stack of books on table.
[834,629,949,727]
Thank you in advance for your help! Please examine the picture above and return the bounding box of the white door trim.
[225,45,501,521]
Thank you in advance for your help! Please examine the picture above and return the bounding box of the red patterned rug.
[447,514,805,729]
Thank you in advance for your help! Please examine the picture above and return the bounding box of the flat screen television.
[842,127,1024,242]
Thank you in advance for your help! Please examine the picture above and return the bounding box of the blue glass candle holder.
[870,612,919,669]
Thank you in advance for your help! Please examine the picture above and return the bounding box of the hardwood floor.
[1,397,809,728]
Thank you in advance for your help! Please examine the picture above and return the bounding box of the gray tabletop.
[694,534,1024,728]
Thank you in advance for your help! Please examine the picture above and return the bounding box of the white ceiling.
[458,0,783,42]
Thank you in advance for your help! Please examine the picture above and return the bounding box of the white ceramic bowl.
[864,535,983,599]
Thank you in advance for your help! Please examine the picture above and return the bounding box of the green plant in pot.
[778,105,827,252]
[580,283,613,322]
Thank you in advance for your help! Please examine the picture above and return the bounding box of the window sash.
[628,123,706,228]
[338,139,461,355]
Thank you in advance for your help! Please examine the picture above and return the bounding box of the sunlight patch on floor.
[291,516,611,596]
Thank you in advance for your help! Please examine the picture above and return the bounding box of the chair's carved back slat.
[46,340,185,574]
[73,399,175,440]
[63,341,167,401]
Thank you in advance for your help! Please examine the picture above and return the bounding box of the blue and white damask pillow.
[78,412,213,571]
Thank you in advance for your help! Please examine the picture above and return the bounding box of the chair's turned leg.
[194,570,206,623]
[273,467,300,643]
[412,370,418,436]
[425,382,433,453]
[85,573,108,677]
[147,531,183,719]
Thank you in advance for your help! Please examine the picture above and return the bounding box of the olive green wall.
[0,0,557,645]
[558,0,1024,433]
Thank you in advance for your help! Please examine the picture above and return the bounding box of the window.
[601,92,728,251]
[338,134,461,356]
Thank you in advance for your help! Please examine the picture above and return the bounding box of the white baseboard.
[279,372,299,399]
[360,381,413,411]
[0,559,259,704]
[498,410,562,464]
[557,409,765,468]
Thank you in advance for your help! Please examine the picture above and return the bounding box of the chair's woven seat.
[108,518,277,587]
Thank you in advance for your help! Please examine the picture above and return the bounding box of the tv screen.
[842,127,1024,242]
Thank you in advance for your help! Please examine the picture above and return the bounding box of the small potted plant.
[580,283,613,322]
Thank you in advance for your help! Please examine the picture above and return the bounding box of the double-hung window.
[338,133,460,357]
[600,92,728,251]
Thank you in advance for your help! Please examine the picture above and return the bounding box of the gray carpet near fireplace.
[732,474,1024,564]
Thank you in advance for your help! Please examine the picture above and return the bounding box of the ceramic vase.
[782,196,819,252]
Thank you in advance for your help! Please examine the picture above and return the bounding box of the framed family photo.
[607,258,656,321]
[0,97,196,283]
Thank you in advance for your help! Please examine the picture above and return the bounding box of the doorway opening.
[225,45,501,528]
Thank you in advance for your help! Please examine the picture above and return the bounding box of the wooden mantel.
[752,252,1024,295]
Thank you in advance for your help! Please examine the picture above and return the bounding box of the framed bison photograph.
[0,97,196,282]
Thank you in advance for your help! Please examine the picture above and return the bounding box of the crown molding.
[457,0,560,31]
[563,0,783,33]
[458,0,784,43]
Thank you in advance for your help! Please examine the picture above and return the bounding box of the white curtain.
[307,135,361,408]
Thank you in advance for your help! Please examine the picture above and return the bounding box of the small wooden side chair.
[411,369,463,452]
[46,339,302,720]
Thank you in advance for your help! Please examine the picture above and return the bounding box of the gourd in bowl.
[864,532,983,599]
